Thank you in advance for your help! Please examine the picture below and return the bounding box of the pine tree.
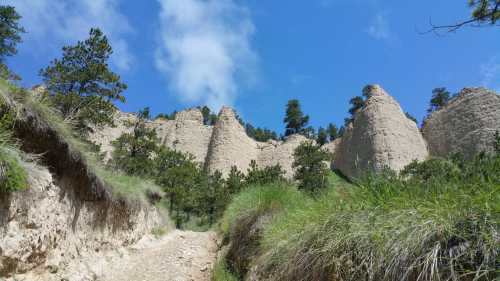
[0,6,24,62]
[284,99,309,136]
[428,88,451,113]
[317,127,328,146]
[40,28,127,134]
[110,107,158,177]
[327,123,339,141]
[293,141,331,194]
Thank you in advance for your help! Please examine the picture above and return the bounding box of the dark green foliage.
[338,125,345,137]
[428,87,451,113]
[198,171,230,225]
[405,112,418,124]
[245,160,286,186]
[0,151,27,193]
[222,153,499,281]
[200,106,218,126]
[284,99,309,136]
[292,141,331,194]
[226,166,245,194]
[326,123,339,141]
[245,124,278,142]
[0,6,25,62]
[154,147,200,227]
[40,28,127,134]
[316,127,328,146]
[301,126,316,140]
[468,0,500,25]
[348,96,365,116]
[0,101,27,193]
[494,131,500,153]
[155,111,177,120]
[110,107,159,177]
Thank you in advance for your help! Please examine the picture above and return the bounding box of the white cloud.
[155,0,257,110]
[6,0,134,71]
[366,12,391,40]
[480,56,500,91]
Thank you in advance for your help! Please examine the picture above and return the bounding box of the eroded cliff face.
[422,88,500,159]
[333,85,428,179]
[0,165,164,279]
[92,107,308,178]
[206,107,259,176]
[157,109,213,164]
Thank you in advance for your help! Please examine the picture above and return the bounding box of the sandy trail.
[99,230,218,281]
[8,230,218,281]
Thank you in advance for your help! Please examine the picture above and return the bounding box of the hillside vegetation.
[216,152,500,281]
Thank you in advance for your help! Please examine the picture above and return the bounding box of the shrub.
[258,155,499,281]
[0,149,27,192]
[0,98,27,192]
[293,141,331,194]
[245,160,286,186]
[110,107,158,177]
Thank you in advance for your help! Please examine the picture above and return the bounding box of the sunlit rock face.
[423,88,500,159]
[206,106,259,176]
[333,85,428,180]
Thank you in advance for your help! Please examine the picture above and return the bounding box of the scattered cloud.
[366,11,392,40]
[155,0,258,110]
[6,0,134,71]
[480,56,500,91]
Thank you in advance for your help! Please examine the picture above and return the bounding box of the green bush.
[245,160,286,186]
[213,258,238,281]
[258,155,499,281]
[292,140,331,194]
[220,155,499,281]
[0,96,27,193]
[0,149,27,192]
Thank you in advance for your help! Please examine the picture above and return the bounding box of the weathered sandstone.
[206,107,259,176]
[0,165,164,278]
[333,85,428,179]
[422,88,500,159]
[156,108,213,164]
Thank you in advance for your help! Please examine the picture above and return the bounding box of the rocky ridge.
[333,85,429,179]
[422,87,500,159]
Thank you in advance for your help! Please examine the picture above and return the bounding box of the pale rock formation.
[206,107,259,176]
[91,107,310,178]
[257,135,310,178]
[155,108,213,163]
[333,85,428,179]
[0,164,165,277]
[89,111,137,160]
[422,88,500,159]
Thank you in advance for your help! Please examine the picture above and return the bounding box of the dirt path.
[98,230,218,281]
[8,230,218,281]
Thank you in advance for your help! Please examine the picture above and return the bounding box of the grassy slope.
[218,160,499,281]
[0,79,163,202]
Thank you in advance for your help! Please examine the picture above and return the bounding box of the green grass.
[0,144,28,192]
[219,182,312,236]
[0,85,28,192]
[0,78,164,202]
[219,159,499,281]
[213,259,239,281]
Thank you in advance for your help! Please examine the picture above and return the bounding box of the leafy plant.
[293,141,331,194]
[40,28,127,134]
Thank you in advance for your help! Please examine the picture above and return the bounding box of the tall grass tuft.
[220,158,499,281]
[0,78,163,202]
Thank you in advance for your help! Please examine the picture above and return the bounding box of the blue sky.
[5,0,500,134]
